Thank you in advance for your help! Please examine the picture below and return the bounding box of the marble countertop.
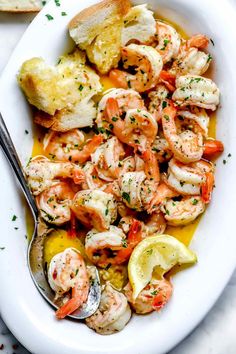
[0,11,236,354]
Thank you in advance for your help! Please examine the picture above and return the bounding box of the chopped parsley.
[0,247,5,250]
[162,101,167,109]
[122,192,130,204]
[112,117,118,122]
[54,0,60,6]
[25,130,29,134]
[192,198,198,205]
[78,84,84,91]
[12,215,17,222]
[45,14,54,20]
[61,12,67,16]
[151,290,158,296]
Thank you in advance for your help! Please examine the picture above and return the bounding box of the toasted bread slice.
[69,0,131,74]
[18,50,101,115]
[122,4,156,45]
[0,0,47,12]
[34,97,97,131]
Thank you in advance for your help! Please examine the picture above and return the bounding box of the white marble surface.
[0,11,236,354]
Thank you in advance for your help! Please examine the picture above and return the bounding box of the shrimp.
[161,196,205,225]
[155,21,181,64]
[72,190,117,231]
[172,75,220,110]
[85,284,131,335]
[81,162,106,190]
[177,107,210,137]
[120,149,160,212]
[109,44,163,92]
[171,47,212,76]
[148,84,170,122]
[144,211,167,235]
[25,156,85,195]
[203,139,224,158]
[158,70,176,92]
[85,219,143,267]
[162,105,204,163]
[43,129,84,162]
[47,248,89,319]
[187,34,209,50]
[105,97,157,151]
[36,182,75,225]
[91,137,125,181]
[152,136,173,163]
[148,182,179,213]
[96,88,145,134]
[44,131,103,164]
[166,158,214,202]
[124,278,172,314]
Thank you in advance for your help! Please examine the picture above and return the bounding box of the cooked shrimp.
[86,284,131,334]
[171,47,211,76]
[91,137,125,181]
[144,211,167,235]
[148,182,179,213]
[72,189,117,231]
[177,107,210,137]
[48,248,89,319]
[172,75,220,110]
[187,34,209,50]
[109,44,163,92]
[161,196,205,225]
[43,129,84,162]
[25,156,85,195]
[105,97,158,151]
[81,162,106,190]
[44,131,103,164]
[166,158,214,202]
[36,182,75,225]
[203,139,224,158]
[124,278,172,314]
[148,84,169,122]
[96,88,145,133]
[152,136,173,163]
[85,219,143,267]
[162,105,204,163]
[155,21,181,63]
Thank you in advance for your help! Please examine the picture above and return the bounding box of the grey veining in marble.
[0,11,236,354]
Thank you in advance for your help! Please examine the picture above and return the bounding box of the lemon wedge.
[128,234,197,299]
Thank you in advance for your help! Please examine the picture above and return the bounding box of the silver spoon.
[0,112,101,319]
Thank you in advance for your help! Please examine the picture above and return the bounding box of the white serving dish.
[0,0,236,353]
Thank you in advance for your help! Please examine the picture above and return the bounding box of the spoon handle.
[0,112,38,219]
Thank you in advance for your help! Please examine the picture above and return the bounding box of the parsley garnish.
[12,215,17,222]
[78,84,84,91]
[45,14,54,20]
[122,192,130,204]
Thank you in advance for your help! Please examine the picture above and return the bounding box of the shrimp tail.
[73,170,85,184]
[76,135,104,164]
[159,70,176,92]
[203,139,224,157]
[187,34,209,49]
[56,297,83,319]
[128,219,143,248]
[201,171,214,204]
[105,97,120,121]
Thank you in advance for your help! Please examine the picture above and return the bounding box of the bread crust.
[69,0,131,30]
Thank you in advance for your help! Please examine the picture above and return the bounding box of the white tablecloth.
[0,11,236,354]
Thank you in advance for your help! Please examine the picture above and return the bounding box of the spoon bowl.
[0,112,101,319]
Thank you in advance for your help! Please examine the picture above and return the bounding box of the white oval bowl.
[0,0,236,353]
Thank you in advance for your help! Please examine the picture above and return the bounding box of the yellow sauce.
[44,229,86,265]
[25,16,218,260]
